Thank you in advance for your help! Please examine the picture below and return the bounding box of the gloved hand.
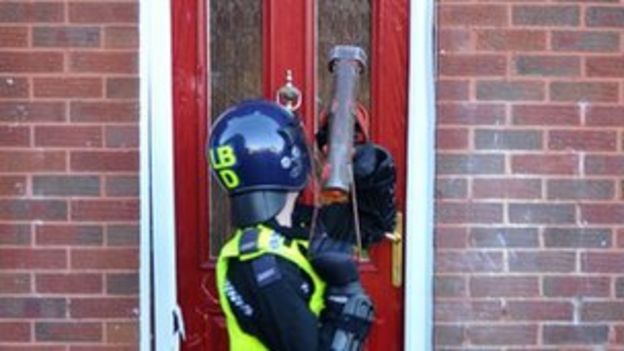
[308,231,359,286]
[316,142,397,247]
[352,143,397,245]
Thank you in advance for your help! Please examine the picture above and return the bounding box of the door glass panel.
[209,0,262,258]
[317,0,371,111]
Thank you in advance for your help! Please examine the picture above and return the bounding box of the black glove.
[352,143,397,245]
[308,231,359,286]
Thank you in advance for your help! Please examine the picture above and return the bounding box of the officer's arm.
[228,257,319,351]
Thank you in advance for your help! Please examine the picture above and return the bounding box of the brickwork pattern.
[436,0,624,349]
[0,1,139,349]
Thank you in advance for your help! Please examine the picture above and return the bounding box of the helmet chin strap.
[275,191,299,228]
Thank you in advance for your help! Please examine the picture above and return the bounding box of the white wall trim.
[140,0,180,350]
[405,0,436,350]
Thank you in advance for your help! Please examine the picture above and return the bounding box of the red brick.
[35,125,102,148]
[36,273,103,294]
[71,248,138,269]
[0,125,29,147]
[0,199,67,220]
[475,129,542,150]
[437,103,506,125]
[0,223,30,246]
[477,80,545,101]
[0,102,66,123]
[585,155,624,175]
[436,252,503,273]
[437,154,505,175]
[617,325,624,344]
[71,199,139,221]
[544,227,611,248]
[436,80,469,101]
[106,77,139,99]
[36,224,103,246]
[515,55,580,77]
[70,346,137,351]
[438,29,470,53]
[106,322,138,343]
[0,273,30,293]
[586,106,624,126]
[436,202,503,224]
[0,297,66,318]
[0,52,63,72]
[512,154,579,175]
[436,128,468,150]
[70,297,138,318]
[107,224,139,247]
[0,322,30,342]
[586,56,624,77]
[512,105,580,126]
[33,26,100,47]
[434,226,467,248]
[581,252,624,273]
[580,204,624,224]
[470,276,539,297]
[510,299,574,321]
[35,322,102,342]
[476,30,546,51]
[69,3,138,23]
[509,203,576,224]
[509,251,576,272]
[0,26,28,47]
[0,2,64,23]
[0,76,28,97]
[469,227,539,248]
[550,130,616,151]
[513,5,580,26]
[440,54,506,76]
[434,275,466,297]
[582,302,624,321]
[70,101,138,123]
[467,325,537,345]
[71,151,138,172]
[552,82,619,103]
[105,175,138,197]
[106,125,138,148]
[552,31,620,52]
[0,175,26,195]
[435,325,464,346]
[473,178,541,199]
[547,180,614,200]
[34,77,102,98]
[0,346,66,351]
[617,277,624,297]
[543,325,608,345]
[439,5,508,27]
[33,175,101,197]
[107,273,138,295]
[105,26,138,48]
[586,6,624,28]
[0,249,66,269]
[70,52,137,74]
[435,300,503,322]
[435,178,467,200]
[544,276,611,297]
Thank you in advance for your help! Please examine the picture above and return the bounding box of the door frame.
[139,0,436,350]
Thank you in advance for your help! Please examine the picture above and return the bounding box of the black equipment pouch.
[319,283,375,351]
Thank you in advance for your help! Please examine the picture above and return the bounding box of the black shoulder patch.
[251,255,282,288]
[239,228,259,254]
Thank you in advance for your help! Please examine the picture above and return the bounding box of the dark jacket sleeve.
[227,255,319,351]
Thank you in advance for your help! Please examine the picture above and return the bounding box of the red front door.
[172,1,408,350]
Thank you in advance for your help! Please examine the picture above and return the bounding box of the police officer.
[207,100,396,351]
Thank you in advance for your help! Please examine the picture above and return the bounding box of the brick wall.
[0,1,139,349]
[435,0,624,349]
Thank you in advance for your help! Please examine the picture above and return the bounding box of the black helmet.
[207,100,311,227]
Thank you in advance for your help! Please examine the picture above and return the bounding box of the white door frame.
[138,0,436,349]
